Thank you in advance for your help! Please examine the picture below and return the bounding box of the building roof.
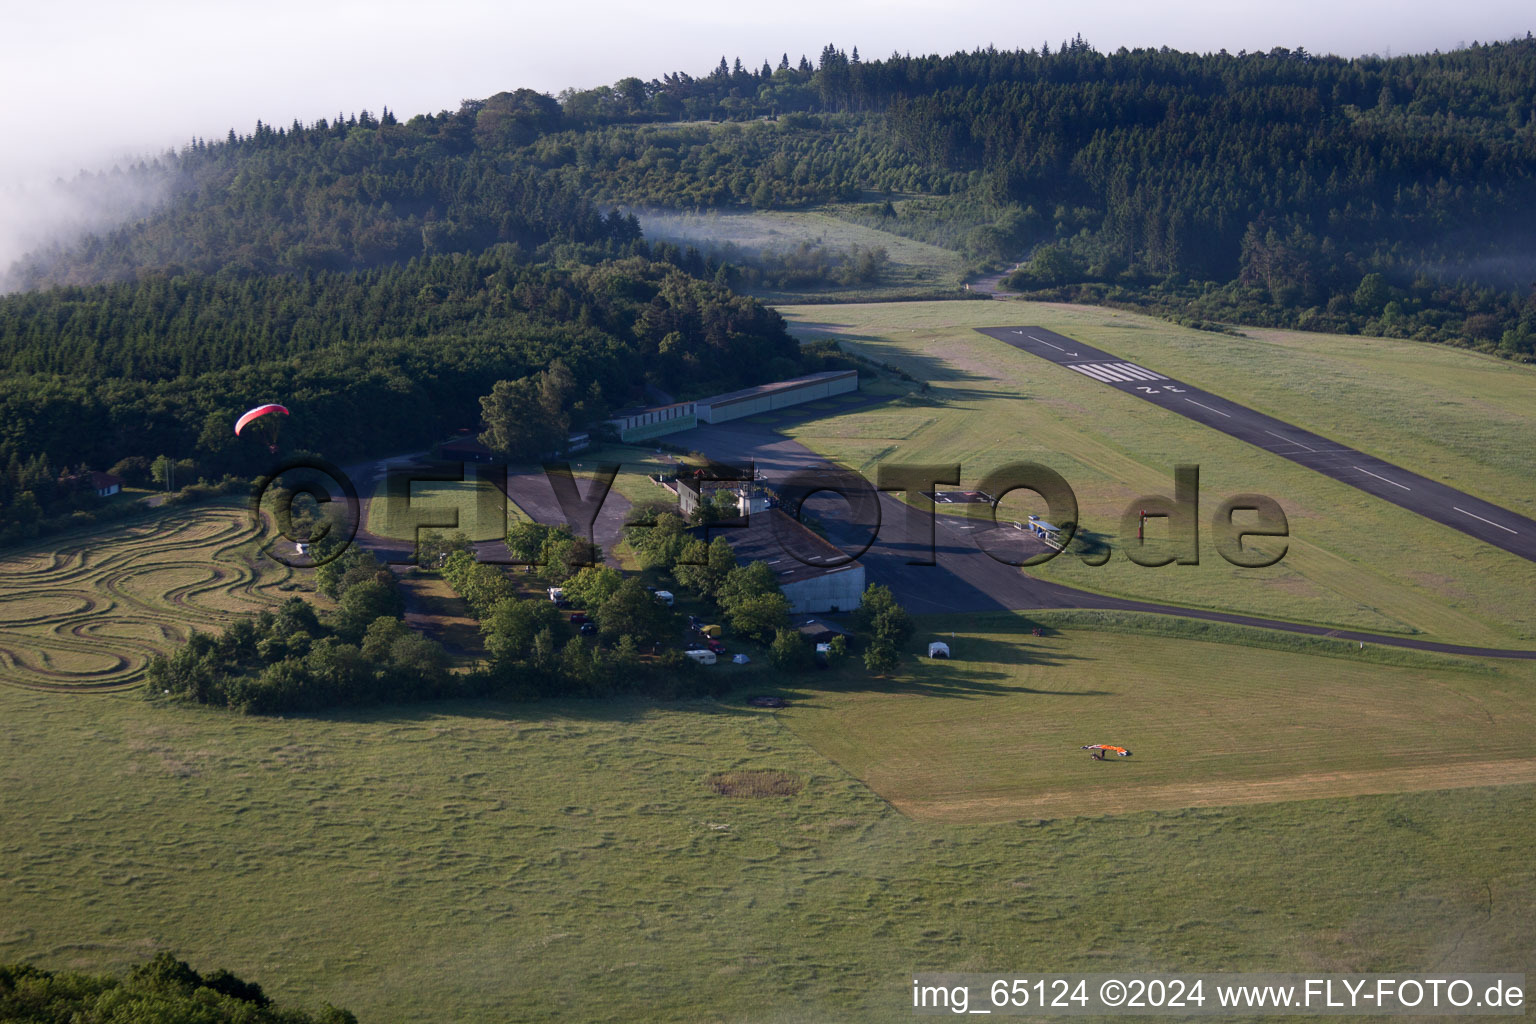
[88,471,123,489]
[793,616,851,641]
[707,508,863,588]
[695,370,857,413]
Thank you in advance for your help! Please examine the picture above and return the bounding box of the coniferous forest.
[4,35,1536,539]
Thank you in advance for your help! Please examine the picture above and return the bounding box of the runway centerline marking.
[1352,466,1411,491]
[1184,398,1231,418]
[1265,429,1315,453]
[1026,334,1067,352]
[1454,507,1518,534]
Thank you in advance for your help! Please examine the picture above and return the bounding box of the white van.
[683,648,716,665]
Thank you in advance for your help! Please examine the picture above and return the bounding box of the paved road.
[976,326,1536,565]
[664,418,1536,660]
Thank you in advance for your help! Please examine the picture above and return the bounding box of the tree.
[563,565,623,608]
[332,580,404,642]
[538,528,601,585]
[479,375,563,459]
[728,591,790,643]
[507,519,552,564]
[863,641,898,675]
[482,596,562,662]
[1354,272,1390,314]
[672,534,735,598]
[770,627,812,670]
[851,583,912,647]
[596,578,676,646]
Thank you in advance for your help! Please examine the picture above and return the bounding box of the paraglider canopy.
[234,404,289,436]
[1082,744,1132,756]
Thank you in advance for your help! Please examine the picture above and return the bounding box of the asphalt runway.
[976,326,1536,564]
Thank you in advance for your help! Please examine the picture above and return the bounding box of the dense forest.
[0,953,354,1023]
[6,35,1536,540]
[0,250,800,539]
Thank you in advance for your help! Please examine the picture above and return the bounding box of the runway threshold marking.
[1454,507,1519,534]
[1352,466,1412,491]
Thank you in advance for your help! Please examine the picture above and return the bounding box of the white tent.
[927,641,950,658]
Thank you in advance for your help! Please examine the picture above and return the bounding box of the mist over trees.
[4,34,1536,541]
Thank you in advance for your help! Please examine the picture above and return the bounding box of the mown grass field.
[774,301,1536,646]
[2,676,1532,1021]
[366,478,520,543]
[635,208,967,301]
[779,612,1536,822]
[0,503,295,690]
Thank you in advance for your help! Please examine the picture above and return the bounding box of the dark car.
[706,638,725,654]
[554,598,572,609]
[569,612,589,624]
[683,641,705,651]
[579,622,597,636]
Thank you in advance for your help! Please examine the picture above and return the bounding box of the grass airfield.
[776,300,1536,646]
[1,676,1532,1020]
[1,299,1534,1017]
[778,612,1536,822]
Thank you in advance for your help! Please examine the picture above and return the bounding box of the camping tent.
[927,641,950,658]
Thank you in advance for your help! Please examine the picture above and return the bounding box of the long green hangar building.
[606,370,857,442]
[695,370,857,423]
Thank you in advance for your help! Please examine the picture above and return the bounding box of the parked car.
[569,612,589,624]
[706,638,725,654]
[579,622,597,636]
[555,598,572,609]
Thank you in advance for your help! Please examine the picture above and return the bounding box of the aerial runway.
[976,326,1536,565]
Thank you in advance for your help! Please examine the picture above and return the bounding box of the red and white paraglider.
[1081,744,1132,760]
[234,403,289,452]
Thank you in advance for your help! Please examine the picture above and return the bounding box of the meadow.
[778,611,1536,822]
[0,503,295,691]
[634,207,968,301]
[774,301,1536,647]
[1,673,1532,1021]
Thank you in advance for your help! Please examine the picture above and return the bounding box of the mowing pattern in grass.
[0,505,291,691]
[706,768,804,797]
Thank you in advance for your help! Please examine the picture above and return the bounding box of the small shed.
[927,641,951,659]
